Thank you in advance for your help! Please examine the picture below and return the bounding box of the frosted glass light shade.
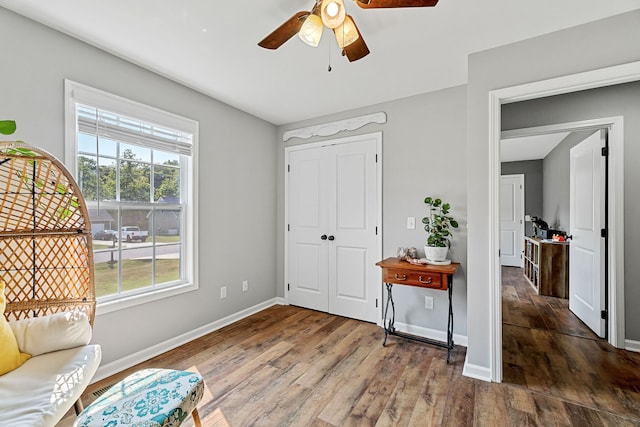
[298,14,323,47]
[334,15,359,48]
[321,0,346,29]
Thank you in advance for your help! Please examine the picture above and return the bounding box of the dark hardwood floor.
[67,272,640,426]
[502,266,640,426]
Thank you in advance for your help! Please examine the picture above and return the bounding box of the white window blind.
[77,104,193,156]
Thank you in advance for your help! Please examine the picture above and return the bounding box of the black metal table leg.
[446,278,454,363]
[382,282,395,346]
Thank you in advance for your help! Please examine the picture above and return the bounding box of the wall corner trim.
[462,356,492,382]
[283,112,386,141]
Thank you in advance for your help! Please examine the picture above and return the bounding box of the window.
[65,80,198,314]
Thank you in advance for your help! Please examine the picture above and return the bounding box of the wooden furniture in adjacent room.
[375,257,459,363]
[523,236,569,298]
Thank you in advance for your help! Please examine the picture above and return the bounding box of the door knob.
[328,235,335,241]
[321,235,328,240]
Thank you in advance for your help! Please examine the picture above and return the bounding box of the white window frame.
[64,79,199,315]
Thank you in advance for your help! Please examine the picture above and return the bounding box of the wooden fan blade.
[342,19,369,62]
[356,0,438,8]
[258,11,309,49]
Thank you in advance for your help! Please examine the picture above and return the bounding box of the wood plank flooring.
[66,271,640,426]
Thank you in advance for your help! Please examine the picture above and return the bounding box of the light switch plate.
[407,217,416,230]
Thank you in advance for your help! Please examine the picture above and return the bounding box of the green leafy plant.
[1,121,77,219]
[422,196,459,247]
[0,120,16,135]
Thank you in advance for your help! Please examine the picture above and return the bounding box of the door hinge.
[520,184,523,189]
[287,164,290,172]
[376,298,378,308]
[287,283,290,291]
[601,228,607,238]
[601,310,608,320]
[601,147,608,157]
[375,226,378,235]
[375,154,378,163]
[287,224,290,232]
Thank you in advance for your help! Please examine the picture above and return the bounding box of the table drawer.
[383,269,445,289]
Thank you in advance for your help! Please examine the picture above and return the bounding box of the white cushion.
[0,345,101,427]
[9,310,92,356]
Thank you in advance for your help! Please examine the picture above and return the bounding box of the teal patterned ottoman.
[74,368,205,427]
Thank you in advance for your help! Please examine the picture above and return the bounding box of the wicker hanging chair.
[0,142,95,325]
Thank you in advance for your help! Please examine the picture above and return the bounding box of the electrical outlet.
[407,216,416,230]
[242,280,248,292]
[425,295,434,310]
[220,286,227,299]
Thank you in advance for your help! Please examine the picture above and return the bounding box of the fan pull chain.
[328,38,332,72]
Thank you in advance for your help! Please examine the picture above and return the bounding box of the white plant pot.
[424,245,448,262]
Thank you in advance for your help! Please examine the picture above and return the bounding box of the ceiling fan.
[258,0,440,63]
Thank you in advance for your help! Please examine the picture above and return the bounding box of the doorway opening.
[487,62,637,382]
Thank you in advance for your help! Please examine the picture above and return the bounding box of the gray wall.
[501,160,543,236]
[541,131,594,231]
[0,8,278,366]
[467,10,640,372]
[277,85,468,338]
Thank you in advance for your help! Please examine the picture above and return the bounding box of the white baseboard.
[93,297,286,383]
[393,321,468,347]
[462,355,492,382]
[625,339,640,353]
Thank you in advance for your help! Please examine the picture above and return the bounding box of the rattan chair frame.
[0,142,96,325]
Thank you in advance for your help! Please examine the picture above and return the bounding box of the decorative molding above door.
[283,112,386,141]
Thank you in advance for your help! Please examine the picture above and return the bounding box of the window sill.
[96,282,199,316]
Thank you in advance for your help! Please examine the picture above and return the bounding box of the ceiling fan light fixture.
[298,14,323,47]
[321,0,346,29]
[334,15,359,48]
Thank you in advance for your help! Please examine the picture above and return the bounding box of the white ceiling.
[500,133,570,162]
[1,1,638,125]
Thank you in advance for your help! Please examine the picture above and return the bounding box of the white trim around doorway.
[487,60,640,383]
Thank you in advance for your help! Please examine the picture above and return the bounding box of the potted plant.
[422,196,459,262]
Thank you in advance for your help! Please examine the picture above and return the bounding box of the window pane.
[98,157,116,201]
[78,132,96,154]
[120,209,152,292]
[120,159,150,202]
[98,137,117,158]
[121,143,151,163]
[154,150,179,166]
[77,155,97,201]
[91,208,120,298]
[152,209,181,285]
[154,165,180,202]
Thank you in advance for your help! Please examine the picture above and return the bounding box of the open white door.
[500,175,524,267]
[569,130,605,337]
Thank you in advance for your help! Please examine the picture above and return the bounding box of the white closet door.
[287,148,329,312]
[286,133,380,323]
[328,138,379,323]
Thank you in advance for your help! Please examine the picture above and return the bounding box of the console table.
[376,257,459,363]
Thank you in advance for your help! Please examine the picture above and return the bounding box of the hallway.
[502,266,640,423]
